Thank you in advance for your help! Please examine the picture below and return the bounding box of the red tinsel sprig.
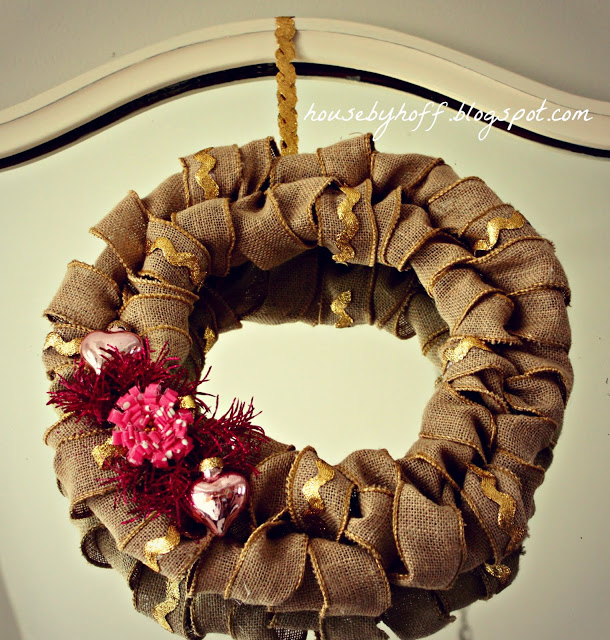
[101,398,267,534]
[48,338,267,535]
[47,340,210,427]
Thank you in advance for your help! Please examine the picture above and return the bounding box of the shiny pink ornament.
[80,327,143,373]
[187,462,249,536]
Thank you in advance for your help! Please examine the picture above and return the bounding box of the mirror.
[1,72,607,640]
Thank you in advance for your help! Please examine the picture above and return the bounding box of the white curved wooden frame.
[1,17,609,167]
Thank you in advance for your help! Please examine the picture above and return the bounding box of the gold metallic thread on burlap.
[91,437,126,468]
[153,579,181,631]
[203,326,218,354]
[43,332,82,356]
[146,237,205,286]
[474,211,526,252]
[469,464,527,556]
[144,525,181,572]
[332,185,361,265]
[443,336,492,368]
[275,17,299,155]
[193,148,220,199]
[303,459,335,515]
[427,176,484,205]
[330,290,354,328]
[117,513,157,552]
[43,412,74,445]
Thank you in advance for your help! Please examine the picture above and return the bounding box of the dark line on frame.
[1,62,608,170]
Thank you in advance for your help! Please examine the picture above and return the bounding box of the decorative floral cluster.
[108,384,194,468]
[48,340,266,535]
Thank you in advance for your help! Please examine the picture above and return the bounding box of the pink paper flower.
[108,383,194,468]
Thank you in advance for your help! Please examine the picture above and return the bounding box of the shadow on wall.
[0,564,22,640]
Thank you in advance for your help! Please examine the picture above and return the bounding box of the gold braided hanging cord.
[275,16,299,155]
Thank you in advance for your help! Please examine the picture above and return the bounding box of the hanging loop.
[275,16,299,155]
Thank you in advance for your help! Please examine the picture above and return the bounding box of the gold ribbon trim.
[469,464,526,555]
[43,333,82,356]
[330,290,354,328]
[193,148,220,199]
[146,237,205,287]
[179,395,197,410]
[153,579,181,631]
[484,562,512,585]
[91,437,126,468]
[442,336,491,368]
[474,211,526,252]
[332,185,361,265]
[203,326,218,354]
[144,525,181,572]
[275,17,299,155]
[303,459,335,515]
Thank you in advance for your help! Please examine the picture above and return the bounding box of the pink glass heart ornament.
[187,458,249,536]
[80,327,143,373]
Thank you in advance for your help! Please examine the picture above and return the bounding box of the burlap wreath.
[42,133,572,640]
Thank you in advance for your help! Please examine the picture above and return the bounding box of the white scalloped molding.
[1,17,608,164]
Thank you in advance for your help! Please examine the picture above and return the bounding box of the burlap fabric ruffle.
[43,134,572,640]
